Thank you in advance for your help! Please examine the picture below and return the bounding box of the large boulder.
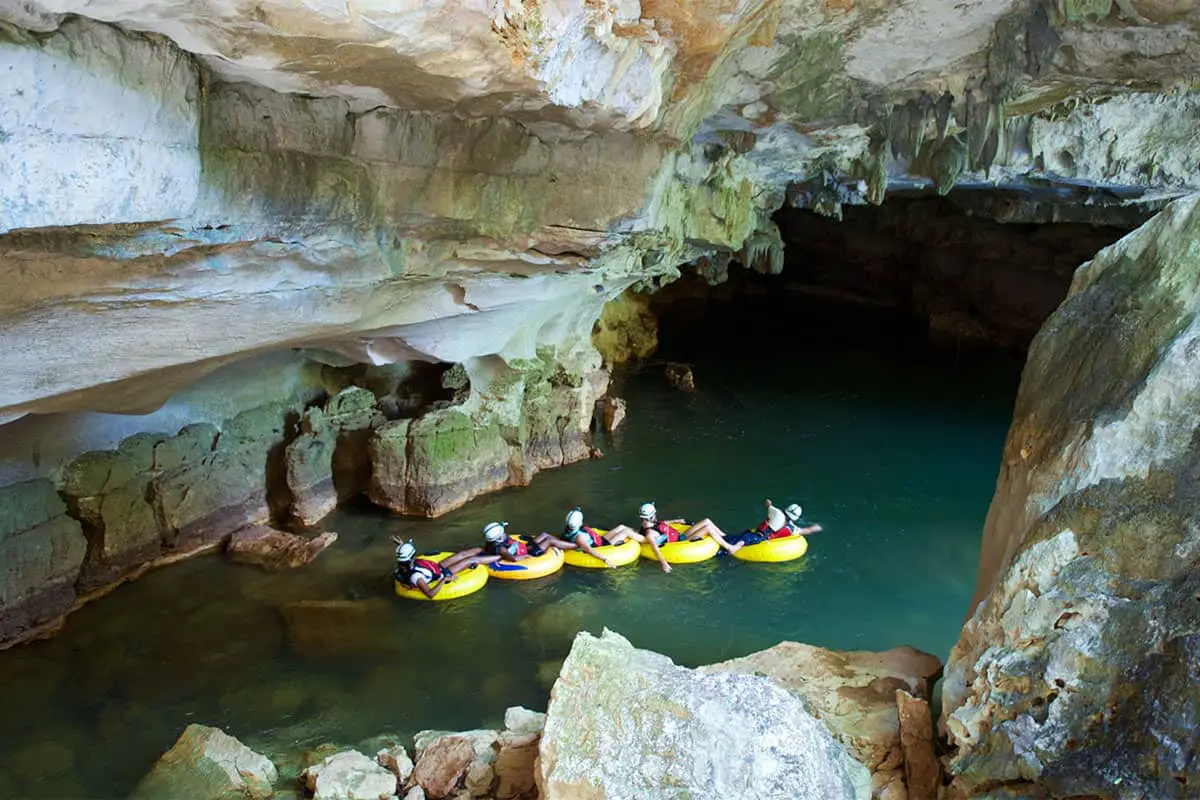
[702,641,941,797]
[942,194,1200,797]
[130,724,277,800]
[538,629,871,800]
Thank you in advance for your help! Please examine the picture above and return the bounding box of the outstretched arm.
[578,538,614,567]
[645,535,671,574]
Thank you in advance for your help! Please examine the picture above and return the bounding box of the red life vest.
[409,557,446,585]
[758,519,795,540]
[504,536,529,557]
[653,521,682,543]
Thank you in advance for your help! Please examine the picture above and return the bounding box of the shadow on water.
[0,294,1022,798]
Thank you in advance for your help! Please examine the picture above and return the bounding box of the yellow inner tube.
[640,523,720,564]
[732,533,810,563]
[561,531,641,568]
[394,552,489,601]
[487,537,565,580]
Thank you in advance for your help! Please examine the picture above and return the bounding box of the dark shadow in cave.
[652,191,1138,365]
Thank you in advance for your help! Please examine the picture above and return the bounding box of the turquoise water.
[0,302,1020,798]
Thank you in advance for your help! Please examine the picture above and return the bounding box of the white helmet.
[784,503,802,522]
[484,522,507,543]
[639,502,657,520]
[395,541,416,561]
[565,508,584,531]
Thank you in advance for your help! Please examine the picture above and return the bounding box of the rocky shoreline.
[130,630,942,800]
[0,352,611,650]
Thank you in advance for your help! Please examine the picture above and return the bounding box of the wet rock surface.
[703,641,942,799]
[304,749,398,800]
[130,724,277,800]
[538,629,871,800]
[226,525,337,571]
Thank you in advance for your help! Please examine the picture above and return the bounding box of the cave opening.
[652,191,1138,364]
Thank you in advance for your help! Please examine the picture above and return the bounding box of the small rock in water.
[226,524,338,570]
[403,787,426,800]
[303,750,397,800]
[130,724,277,800]
[665,362,695,392]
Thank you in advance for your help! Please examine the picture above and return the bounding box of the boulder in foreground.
[130,724,277,800]
[538,629,871,800]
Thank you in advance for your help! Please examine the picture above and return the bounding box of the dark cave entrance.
[653,191,1139,361]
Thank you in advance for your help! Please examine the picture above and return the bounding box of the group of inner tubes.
[391,499,823,601]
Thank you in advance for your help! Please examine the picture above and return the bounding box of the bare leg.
[686,519,743,554]
[536,533,576,550]
[442,551,499,573]
[605,524,643,544]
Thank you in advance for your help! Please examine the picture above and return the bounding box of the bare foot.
[661,563,672,574]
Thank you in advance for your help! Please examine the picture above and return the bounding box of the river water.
[0,299,1022,798]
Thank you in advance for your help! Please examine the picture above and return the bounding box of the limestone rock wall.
[941,194,1200,797]
[0,479,86,642]
[367,349,608,517]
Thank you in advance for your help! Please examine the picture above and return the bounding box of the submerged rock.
[702,641,941,796]
[518,591,592,656]
[130,724,277,800]
[280,599,400,660]
[226,524,337,570]
[304,750,397,800]
[538,629,871,799]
